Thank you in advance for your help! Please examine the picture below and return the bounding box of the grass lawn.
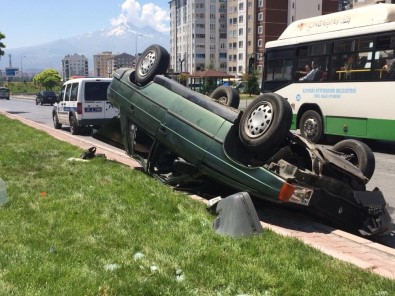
[0,115,394,295]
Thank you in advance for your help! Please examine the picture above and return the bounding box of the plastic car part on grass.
[210,86,240,109]
[239,93,292,152]
[135,44,170,85]
[211,192,263,237]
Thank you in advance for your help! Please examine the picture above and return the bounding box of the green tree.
[33,69,62,90]
[242,70,260,96]
[0,32,6,57]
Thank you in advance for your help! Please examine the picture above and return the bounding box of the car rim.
[303,117,318,138]
[244,101,273,138]
[138,50,156,77]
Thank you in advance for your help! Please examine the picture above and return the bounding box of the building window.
[258,0,263,7]
[258,12,263,21]
[239,3,244,10]
[258,26,263,34]
[239,53,243,60]
[258,39,263,47]
[239,15,243,23]
[239,41,243,48]
[239,28,243,36]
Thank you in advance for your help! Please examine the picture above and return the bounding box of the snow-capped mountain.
[0,23,170,74]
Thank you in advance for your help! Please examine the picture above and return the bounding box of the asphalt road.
[1,95,395,224]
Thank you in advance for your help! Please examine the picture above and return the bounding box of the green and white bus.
[262,4,395,143]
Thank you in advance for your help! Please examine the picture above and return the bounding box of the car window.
[44,91,56,96]
[84,82,111,101]
[70,83,79,101]
[59,85,66,102]
[65,84,71,101]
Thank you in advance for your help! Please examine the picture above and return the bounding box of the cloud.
[111,0,170,33]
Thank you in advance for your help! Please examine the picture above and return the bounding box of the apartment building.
[169,0,228,73]
[61,54,88,81]
[93,51,113,78]
[113,53,135,69]
[169,0,339,77]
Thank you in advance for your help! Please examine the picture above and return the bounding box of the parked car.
[106,44,391,236]
[0,87,10,100]
[36,91,57,105]
[52,78,119,135]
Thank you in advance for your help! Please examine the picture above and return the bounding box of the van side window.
[70,83,79,101]
[59,85,66,102]
[65,84,71,101]
[84,82,111,101]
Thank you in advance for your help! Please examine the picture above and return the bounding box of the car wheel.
[69,115,80,135]
[36,100,38,105]
[53,113,62,129]
[210,86,240,108]
[332,139,375,180]
[300,110,324,143]
[135,44,170,85]
[239,93,292,151]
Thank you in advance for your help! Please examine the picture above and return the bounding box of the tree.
[0,32,6,57]
[242,70,260,96]
[33,69,62,90]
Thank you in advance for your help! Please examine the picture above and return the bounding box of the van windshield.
[84,82,111,101]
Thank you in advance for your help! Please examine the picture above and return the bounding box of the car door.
[57,84,71,124]
[82,81,110,121]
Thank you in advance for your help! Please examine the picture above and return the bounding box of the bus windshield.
[262,4,395,143]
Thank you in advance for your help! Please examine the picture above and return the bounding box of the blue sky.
[0,0,170,49]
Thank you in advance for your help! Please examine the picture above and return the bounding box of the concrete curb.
[1,110,395,280]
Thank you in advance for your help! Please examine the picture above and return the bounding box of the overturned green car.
[107,44,391,236]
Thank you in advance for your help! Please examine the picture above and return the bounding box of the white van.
[52,78,118,134]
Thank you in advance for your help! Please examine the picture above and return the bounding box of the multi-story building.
[113,53,135,69]
[169,0,339,78]
[61,54,88,81]
[93,51,113,78]
[169,0,228,74]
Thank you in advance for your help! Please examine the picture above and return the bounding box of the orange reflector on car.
[278,182,295,202]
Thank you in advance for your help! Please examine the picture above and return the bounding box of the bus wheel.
[239,93,292,152]
[210,86,240,108]
[300,110,324,143]
[135,44,170,86]
[332,139,375,180]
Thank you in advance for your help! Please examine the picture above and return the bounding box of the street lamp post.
[135,33,143,68]
[20,56,26,80]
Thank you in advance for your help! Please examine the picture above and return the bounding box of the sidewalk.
[1,109,395,281]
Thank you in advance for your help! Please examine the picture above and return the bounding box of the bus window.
[374,50,394,79]
[266,59,293,81]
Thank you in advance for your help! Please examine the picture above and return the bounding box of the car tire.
[210,86,240,108]
[135,44,170,85]
[69,115,80,135]
[239,93,292,152]
[332,139,375,180]
[300,110,324,143]
[53,113,62,129]
[36,100,38,105]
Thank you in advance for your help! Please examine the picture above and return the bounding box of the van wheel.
[135,45,170,85]
[69,115,80,135]
[53,113,62,129]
